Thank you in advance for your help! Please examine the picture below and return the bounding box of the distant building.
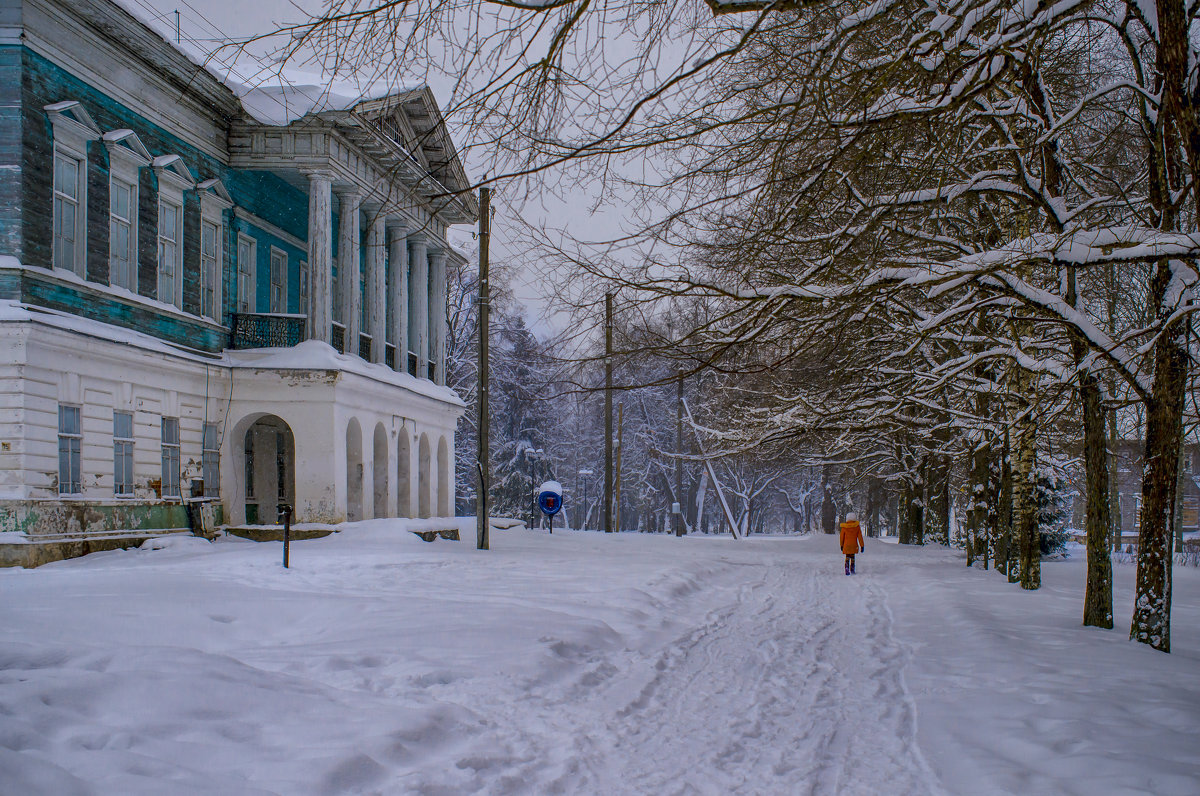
[1072,440,1200,538]
[1,0,477,560]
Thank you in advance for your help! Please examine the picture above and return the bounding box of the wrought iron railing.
[407,351,418,376]
[331,322,346,354]
[229,313,307,349]
[385,343,396,370]
[359,333,372,361]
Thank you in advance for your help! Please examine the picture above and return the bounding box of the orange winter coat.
[839,520,865,555]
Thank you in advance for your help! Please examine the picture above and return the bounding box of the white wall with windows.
[1,311,462,525]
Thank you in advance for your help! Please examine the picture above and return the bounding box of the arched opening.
[437,435,451,517]
[397,428,412,518]
[373,423,389,518]
[346,418,364,522]
[418,433,431,518]
[240,415,295,526]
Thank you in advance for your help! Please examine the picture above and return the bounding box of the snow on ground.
[1,524,1198,795]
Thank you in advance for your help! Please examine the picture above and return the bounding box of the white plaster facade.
[0,303,462,528]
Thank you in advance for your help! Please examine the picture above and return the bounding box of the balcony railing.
[385,343,396,370]
[331,322,346,354]
[229,313,307,349]
[359,333,372,361]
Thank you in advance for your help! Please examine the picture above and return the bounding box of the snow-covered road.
[2,524,1198,794]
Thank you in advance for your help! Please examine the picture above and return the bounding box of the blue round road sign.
[538,491,562,516]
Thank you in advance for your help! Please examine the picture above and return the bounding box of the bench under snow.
[407,516,525,542]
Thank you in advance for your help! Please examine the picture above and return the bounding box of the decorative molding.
[231,207,306,252]
[102,129,152,164]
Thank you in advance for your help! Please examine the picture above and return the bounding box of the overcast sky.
[126,0,585,334]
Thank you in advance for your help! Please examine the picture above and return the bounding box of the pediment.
[102,129,152,163]
[44,100,101,136]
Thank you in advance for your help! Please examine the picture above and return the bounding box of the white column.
[428,248,447,386]
[366,207,387,364]
[387,220,409,373]
[305,172,333,344]
[337,189,361,353]
[408,233,429,379]
[295,408,341,524]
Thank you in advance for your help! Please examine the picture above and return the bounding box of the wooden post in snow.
[476,185,490,551]
[604,292,613,533]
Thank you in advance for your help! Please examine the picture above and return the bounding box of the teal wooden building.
[0,0,476,564]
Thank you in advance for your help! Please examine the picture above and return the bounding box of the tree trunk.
[1012,387,1039,590]
[1131,285,1189,652]
[1108,405,1122,552]
[1129,0,1194,653]
[822,484,837,534]
[967,437,991,568]
[1067,259,1114,628]
[927,456,950,545]
[997,431,1013,579]
[1080,366,1114,627]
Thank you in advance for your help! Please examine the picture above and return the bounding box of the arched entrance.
[397,429,411,518]
[241,415,295,526]
[373,423,389,518]
[418,433,431,518]
[346,418,363,522]
[437,435,450,517]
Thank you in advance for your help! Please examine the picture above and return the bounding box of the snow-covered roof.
[231,83,386,128]
[227,340,464,407]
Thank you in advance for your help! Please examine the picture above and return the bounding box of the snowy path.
[398,546,941,794]
[560,565,937,794]
[3,524,1200,795]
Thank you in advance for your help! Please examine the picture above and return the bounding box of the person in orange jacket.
[840,512,865,575]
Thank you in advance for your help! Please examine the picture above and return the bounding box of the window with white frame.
[202,422,220,497]
[109,178,136,290]
[161,416,181,498]
[114,410,134,496]
[270,248,287,313]
[153,157,192,309]
[104,132,149,291]
[201,221,220,320]
[58,404,82,494]
[47,102,98,276]
[53,151,84,274]
[237,234,256,313]
[198,181,231,324]
[157,198,181,307]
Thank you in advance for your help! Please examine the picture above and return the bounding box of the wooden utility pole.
[604,292,613,533]
[615,401,624,532]
[675,371,684,536]
[476,185,490,550]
